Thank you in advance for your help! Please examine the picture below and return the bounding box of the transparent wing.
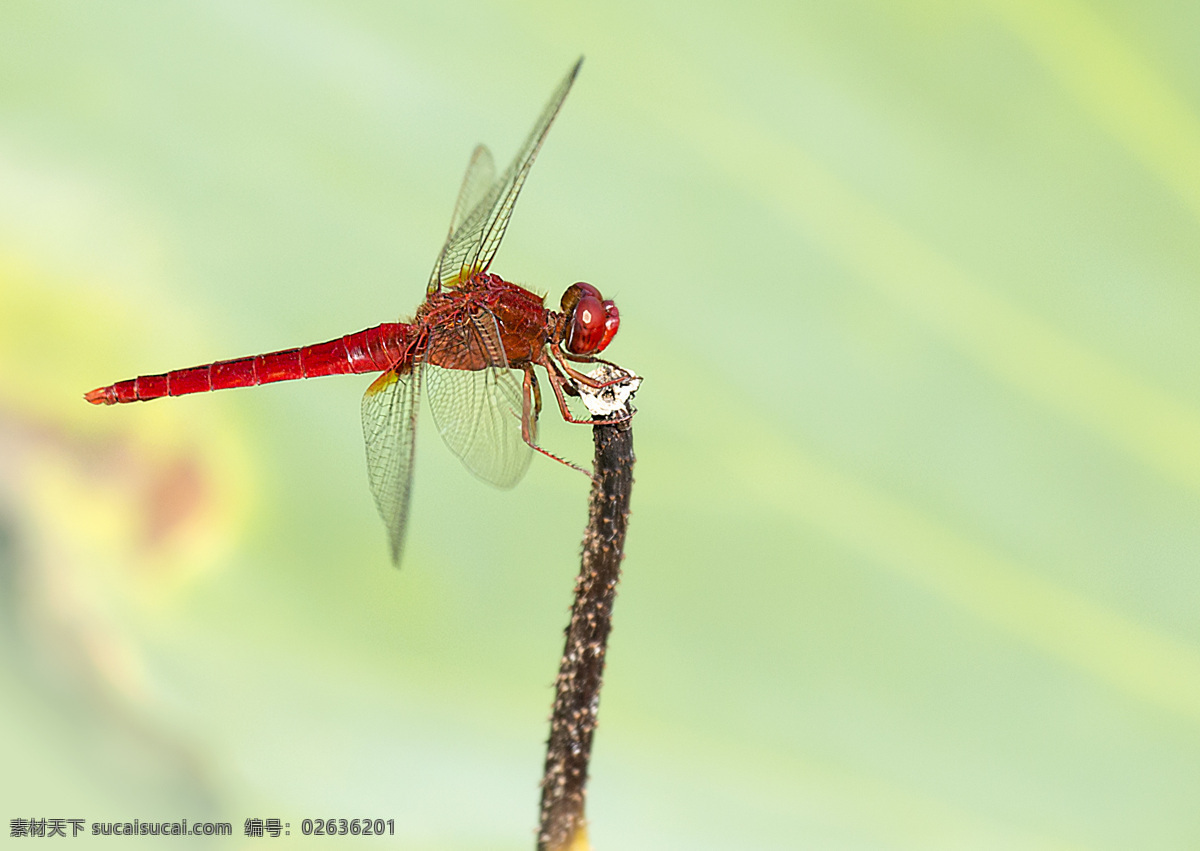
[423,312,532,489]
[361,365,422,565]
[427,57,583,294]
[424,365,531,489]
[427,145,495,295]
[472,59,582,279]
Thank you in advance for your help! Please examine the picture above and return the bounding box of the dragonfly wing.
[426,58,582,294]
[362,365,422,565]
[424,364,532,489]
[473,58,582,275]
[424,311,532,489]
[428,145,495,295]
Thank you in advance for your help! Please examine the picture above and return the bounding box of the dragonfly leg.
[521,365,540,443]
[531,364,543,420]
[541,356,633,427]
[548,344,631,390]
[522,365,592,478]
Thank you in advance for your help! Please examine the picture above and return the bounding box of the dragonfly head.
[560,282,619,356]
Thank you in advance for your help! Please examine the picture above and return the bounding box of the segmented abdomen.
[86,323,410,405]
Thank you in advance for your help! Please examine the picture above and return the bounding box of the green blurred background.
[3,0,1200,847]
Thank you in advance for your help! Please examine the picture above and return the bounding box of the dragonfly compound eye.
[567,293,608,354]
[597,300,619,352]
[560,281,602,313]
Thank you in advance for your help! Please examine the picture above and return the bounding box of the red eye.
[567,293,606,354]
[561,282,620,355]
[560,282,602,313]
[597,300,619,352]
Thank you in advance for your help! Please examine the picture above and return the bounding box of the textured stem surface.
[537,419,635,851]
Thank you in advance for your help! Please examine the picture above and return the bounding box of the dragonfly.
[86,58,627,565]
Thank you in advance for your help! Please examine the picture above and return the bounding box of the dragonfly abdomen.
[85,323,410,405]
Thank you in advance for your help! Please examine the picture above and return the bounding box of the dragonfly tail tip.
[84,386,114,405]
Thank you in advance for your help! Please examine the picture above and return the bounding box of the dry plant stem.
[537,418,635,851]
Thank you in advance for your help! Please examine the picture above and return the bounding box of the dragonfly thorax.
[418,272,553,370]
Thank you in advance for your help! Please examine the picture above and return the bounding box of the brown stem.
[537,417,635,851]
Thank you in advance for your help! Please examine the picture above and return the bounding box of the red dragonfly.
[86,58,626,564]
